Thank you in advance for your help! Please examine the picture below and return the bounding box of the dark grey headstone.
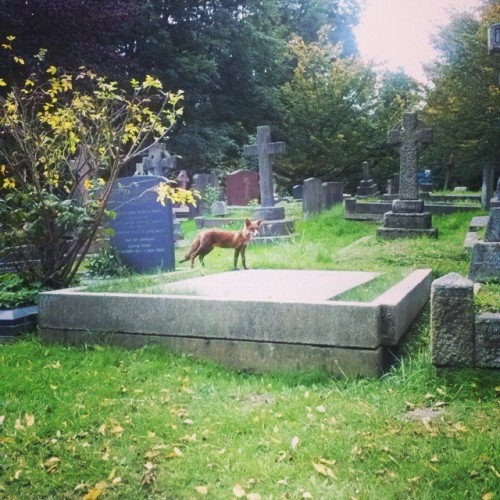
[303,178,323,218]
[481,163,495,210]
[108,176,175,272]
[292,184,303,200]
[322,182,343,209]
[485,207,500,242]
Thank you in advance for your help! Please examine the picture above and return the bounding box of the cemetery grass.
[1,206,498,498]
[0,327,498,499]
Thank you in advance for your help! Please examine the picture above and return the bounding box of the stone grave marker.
[377,112,437,238]
[226,169,259,206]
[108,176,175,272]
[176,170,190,189]
[491,178,500,209]
[322,182,343,210]
[292,184,303,199]
[211,200,229,216]
[134,142,176,177]
[356,161,379,197]
[303,178,323,218]
[244,125,286,220]
[481,163,495,210]
[190,173,219,216]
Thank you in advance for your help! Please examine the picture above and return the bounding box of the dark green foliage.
[0,273,47,309]
[86,247,131,279]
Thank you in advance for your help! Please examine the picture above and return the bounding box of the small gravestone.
[176,170,190,189]
[108,176,175,272]
[226,169,259,206]
[190,173,219,216]
[211,200,228,216]
[488,23,500,54]
[491,178,500,209]
[469,207,500,282]
[292,184,303,199]
[356,162,378,197]
[377,112,437,239]
[481,163,495,210]
[322,182,343,209]
[418,170,433,193]
[244,126,286,220]
[303,178,323,218]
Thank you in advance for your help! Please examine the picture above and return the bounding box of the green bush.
[0,273,47,309]
[86,246,131,278]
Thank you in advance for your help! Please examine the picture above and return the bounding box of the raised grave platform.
[39,269,432,377]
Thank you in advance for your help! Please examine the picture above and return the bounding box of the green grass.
[1,205,499,498]
[0,328,498,499]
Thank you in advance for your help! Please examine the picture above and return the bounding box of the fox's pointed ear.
[244,218,251,226]
[257,219,263,226]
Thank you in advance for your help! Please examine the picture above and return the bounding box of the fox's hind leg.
[198,247,214,267]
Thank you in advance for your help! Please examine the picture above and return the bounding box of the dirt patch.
[405,407,445,421]
[242,393,275,411]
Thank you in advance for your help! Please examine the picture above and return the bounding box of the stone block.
[468,243,500,282]
[322,182,343,209]
[252,206,285,221]
[303,178,323,218]
[430,273,474,367]
[474,313,500,368]
[383,212,433,230]
[485,207,500,242]
[392,199,424,213]
[377,226,438,239]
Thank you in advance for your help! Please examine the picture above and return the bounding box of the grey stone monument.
[356,162,379,197]
[322,182,343,210]
[303,178,323,218]
[292,184,303,200]
[469,207,500,282]
[491,178,500,209]
[190,173,219,217]
[244,126,286,220]
[488,23,500,54]
[134,143,176,177]
[377,112,437,238]
[481,162,495,211]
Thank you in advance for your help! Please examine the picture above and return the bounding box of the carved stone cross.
[387,112,432,200]
[244,126,286,207]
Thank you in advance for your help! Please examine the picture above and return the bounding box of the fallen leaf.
[316,405,326,413]
[319,457,337,466]
[44,456,60,473]
[112,477,122,485]
[195,485,208,495]
[302,493,313,499]
[482,494,494,500]
[14,419,25,431]
[108,469,116,481]
[50,385,58,390]
[0,416,5,425]
[110,425,124,436]
[291,436,300,450]
[147,431,156,438]
[14,470,22,480]
[247,493,261,500]
[233,484,246,498]
[83,481,107,500]
[430,455,439,463]
[313,462,335,478]
[141,462,156,485]
[98,424,106,435]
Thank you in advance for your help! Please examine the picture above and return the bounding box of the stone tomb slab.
[39,269,432,377]
[159,270,380,302]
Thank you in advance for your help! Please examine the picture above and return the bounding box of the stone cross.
[176,170,190,189]
[134,143,176,177]
[387,112,432,200]
[244,126,286,207]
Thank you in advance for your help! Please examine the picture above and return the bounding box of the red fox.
[179,218,263,269]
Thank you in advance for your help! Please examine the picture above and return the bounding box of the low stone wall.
[430,273,499,369]
[345,198,481,221]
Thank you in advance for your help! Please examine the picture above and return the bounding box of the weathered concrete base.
[377,226,438,239]
[382,211,433,229]
[468,243,500,282]
[39,269,432,377]
[252,206,285,221]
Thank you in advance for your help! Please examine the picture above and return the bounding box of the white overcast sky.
[354,0,483,82]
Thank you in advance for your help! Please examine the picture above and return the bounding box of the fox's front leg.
[233,248,241,270]
[241,247,248,270]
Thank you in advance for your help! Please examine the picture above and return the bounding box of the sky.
[354,0,483,82]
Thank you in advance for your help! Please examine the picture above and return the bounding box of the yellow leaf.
[98,423,106,435]
[482,493,494,500]
[47,65,57,75]
[247,494,262,500]
[15,419,25,431]
[195,485,208,495]
[110,425,123,436]
[44,456,60,472]
[25,414,35,427]
[313,462,335,478]
[6,35,15,41]
[0,78,7,86]
[83,483,105,500]
[108,468,116,481]
[232,484,246,498]
[14,56,24,65]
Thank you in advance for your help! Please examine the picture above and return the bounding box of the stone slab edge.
[39,291,381,349]
[39,331,385,377]
[372,269,432,345]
